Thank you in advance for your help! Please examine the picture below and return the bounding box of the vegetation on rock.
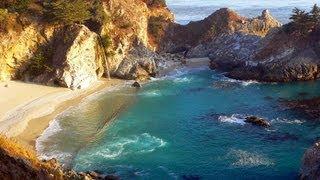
[44,0,91,25]
[287,4,320,37]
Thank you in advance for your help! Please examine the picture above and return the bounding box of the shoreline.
[0,58,210,151]
[0,79,126,149]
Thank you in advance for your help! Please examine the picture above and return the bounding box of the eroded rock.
[301,142,320,179]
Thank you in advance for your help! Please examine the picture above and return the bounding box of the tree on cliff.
[311,4,320,25]
[290,8,313,36]
[45,0,91,25]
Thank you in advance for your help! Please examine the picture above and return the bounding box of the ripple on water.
[227,149,275,167]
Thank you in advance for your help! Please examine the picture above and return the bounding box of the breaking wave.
[271,118,304,124]
[218,114,246,125]
[88,133,167,160]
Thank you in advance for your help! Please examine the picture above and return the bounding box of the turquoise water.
[37,68,320,179]
[167,0,319,24]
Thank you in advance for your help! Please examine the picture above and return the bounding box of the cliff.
[301,141,320,179]
[209,8,320,82]
[159,8,281,55]
[0,0,174,89]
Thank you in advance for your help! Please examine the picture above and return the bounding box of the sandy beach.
[0,79,125,148]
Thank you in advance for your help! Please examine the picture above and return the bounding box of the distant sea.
[166,0,319,24]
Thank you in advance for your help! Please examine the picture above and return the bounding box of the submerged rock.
[245,116,271,127]
[281,97,320,120]
[301,142,320,179]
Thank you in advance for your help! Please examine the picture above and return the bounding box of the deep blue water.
[166,0,319,24]
[37,68,320,179]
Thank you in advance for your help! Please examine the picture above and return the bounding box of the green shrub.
[28,47,53,77]
[148,16,166,38]
[45,0,91,25]
[0,8,8,22]
[146,0,166,7]
[101,35,112,49]
[289,4,320,36]
[0,0,33,12]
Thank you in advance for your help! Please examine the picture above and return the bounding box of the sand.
[0,79,126,148]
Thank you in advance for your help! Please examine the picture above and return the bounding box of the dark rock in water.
[245,116,271,127]
[104,174,120,180]
[182,174,201,180]
[301,141,320,179]
[265,133,299,142]
[212,81,240,90]
[188,87,206,93]
[281,97,320,119]
[298,92,309,97]
[264,96,273,100]
[132,81,141,88]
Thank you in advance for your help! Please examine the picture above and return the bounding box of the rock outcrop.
[49,25,105,89]
[160,8,281,55]
[0,13,56,82]
[281,97,320,120]
[101,0,174,78]
[301,142,320,179]
[208,10,320,82]
[245,116,271,127]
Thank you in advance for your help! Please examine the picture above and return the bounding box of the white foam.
[139,90,162,97]
[228,149,275,167]
[94,133,167,160]
[222,77,259,86]
[173,77,193,83]
[35,118,66,160]
[218,114,246,125]
[271,118,304,124]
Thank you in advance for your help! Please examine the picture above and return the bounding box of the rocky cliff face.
[0,13,56,82]
[301,141,320,180]
[159,8,281,55]
[208,10,320,82]
[99,0,174,80]
[0,0,174,89]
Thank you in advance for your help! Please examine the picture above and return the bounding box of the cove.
[37,68,320,179]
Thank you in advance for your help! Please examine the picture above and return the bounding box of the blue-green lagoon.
[36,67,320,179]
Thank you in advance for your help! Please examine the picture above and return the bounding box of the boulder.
[114,41,157,80]
[301,142,320,179]
[50,25,105,89]
[132,81,141,88]
[245,116,271,127]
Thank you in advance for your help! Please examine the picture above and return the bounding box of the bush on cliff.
[148,15,166,38]
[45,0,91,25]
[288,4,320,37]
[27,47,53,78]
[0,0,33,12]
[145,0,166,7]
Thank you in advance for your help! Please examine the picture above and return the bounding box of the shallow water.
[37,68,320,179]
[166,0,319,24]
